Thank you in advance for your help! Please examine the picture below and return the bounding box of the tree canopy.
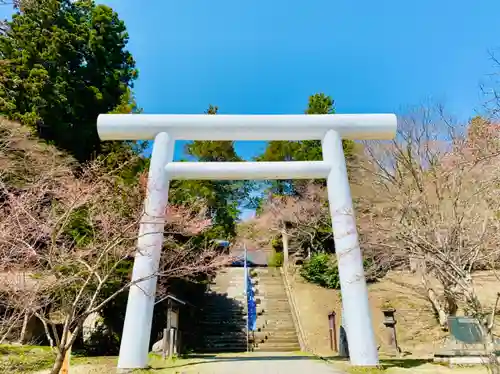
[0,0,137,162]
[256,93,356,198]
[169,105,249,239]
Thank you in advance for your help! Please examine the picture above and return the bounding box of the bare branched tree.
[249,182,391,279]
[481,50,500,122]
[249,183,329,260]
[0,119,231,374]
[363,105,500,331]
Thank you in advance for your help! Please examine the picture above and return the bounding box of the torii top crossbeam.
[97,113,397,141]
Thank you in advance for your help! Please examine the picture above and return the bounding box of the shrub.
[268,250,284,267]
[300,252,340,289]
[301,252,376,289]
[270,236,283,252]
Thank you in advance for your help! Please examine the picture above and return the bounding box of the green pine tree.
[0,0,137,162]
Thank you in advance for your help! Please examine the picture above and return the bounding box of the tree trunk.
[50,350,65,374]
[444,294,458,317]
[427,287,449,329]
[18,311,29,344]
[420,273,449,328]
[35,313,55,348]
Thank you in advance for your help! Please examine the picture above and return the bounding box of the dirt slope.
[288,268,500,358]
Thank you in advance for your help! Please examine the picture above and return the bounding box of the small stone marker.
[339,325,349,358]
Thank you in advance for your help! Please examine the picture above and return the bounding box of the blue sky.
[2,0,500,218]
[96,0,500,162]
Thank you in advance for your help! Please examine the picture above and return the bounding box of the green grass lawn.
[0,345,208,373]
[0,347,315,373]
[327,357,493,374]
[0,345,55,373]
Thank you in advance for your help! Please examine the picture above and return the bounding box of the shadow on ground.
[155,354,322,370]
[323,356,433,369]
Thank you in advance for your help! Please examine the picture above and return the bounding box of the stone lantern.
[381,307,402,357]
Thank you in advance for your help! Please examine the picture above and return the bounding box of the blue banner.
[246,270,257,331]
[245,267,257,332]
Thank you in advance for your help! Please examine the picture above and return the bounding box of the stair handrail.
[280,266,309,352]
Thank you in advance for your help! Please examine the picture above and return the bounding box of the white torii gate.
[97,113,397,370]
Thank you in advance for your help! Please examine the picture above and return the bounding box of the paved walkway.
[173,353,347,374]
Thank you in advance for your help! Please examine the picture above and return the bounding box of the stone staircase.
[193,266,300,353]
[252,267,301,352]
[194,268,248,353]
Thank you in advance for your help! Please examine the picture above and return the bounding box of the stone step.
[259,297,291,300]
[197,321,247,326]
[199,310,246,315]
[201,305,245,309]
[201,338,248,344]
[199,311,247,315]
[261,328,297,334]
[257,285,286,288]
[259,338,300,345]
[256,296,289,299]
[260,323,297,328]
[262,324,297,329]
[198,323,247,328]
[256,329,298,335]
[260,325,297,330]
[200,315,247,321]
[199,329,247,335]
[254,340,300,346]
[199,322,247,327]
[258,296,289,299]
[262,318,296,322]
[248,332,292,341]
[262,323,297,328]
[262,322,295,330]
[200,324,246,329]
[254,345,301,352]
[194,346,248,353]
[255,340,300,346]
[200,311,246,316]
[203,333,248,338]
[258,307,293,311]
[253,337,299,343]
